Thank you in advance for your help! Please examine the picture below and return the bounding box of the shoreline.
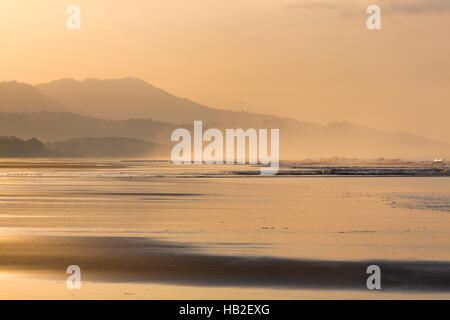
[2,235,450,293]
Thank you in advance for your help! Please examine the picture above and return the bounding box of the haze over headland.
[1,0,449,143]
[0,78,449,159]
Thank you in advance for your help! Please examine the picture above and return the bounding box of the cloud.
[388,0,450,13]
[285,0,450,14]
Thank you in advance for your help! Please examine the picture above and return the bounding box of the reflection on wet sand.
[0,160,449,298]
[1,235,450,292]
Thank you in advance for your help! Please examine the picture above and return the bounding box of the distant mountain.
[0,136,64,157]
[37,78,294,125]
[287,121,450,159]
[47,137,165,158]
[0,111,175,143]
[0,77,448,159]
[0,81,66,113]
[0,111,448,159]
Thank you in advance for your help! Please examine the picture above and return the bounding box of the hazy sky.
[1,0,449,143]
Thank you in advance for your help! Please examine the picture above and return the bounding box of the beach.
[0,159,449,299]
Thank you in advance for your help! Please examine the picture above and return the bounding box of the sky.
[0,0,449,143]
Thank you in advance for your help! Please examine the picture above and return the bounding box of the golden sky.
[1,0,449,142]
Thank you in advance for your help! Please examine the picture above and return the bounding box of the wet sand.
[1,235,450,292]
[0,159,449,299]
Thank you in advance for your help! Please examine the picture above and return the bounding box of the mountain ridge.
[0,111,447,159]
[47,136,165,158]
[0,78,448,159]
[0,81,66,113]
[36,78,320,128]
